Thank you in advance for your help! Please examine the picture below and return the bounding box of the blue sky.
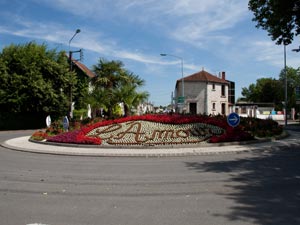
[1,0,300,106]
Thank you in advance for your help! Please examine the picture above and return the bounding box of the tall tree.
[248,0,300,45]
[0,42,73,116]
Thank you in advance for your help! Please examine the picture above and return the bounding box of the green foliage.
[241,77,282,103]
[278,66,300,109]
[73,108,88,120]
[0,42,72,116]
[72,66,90,109]
[241,66,300,110]
[249,0,300,45]
[89,58,148,118]
[240,117,283,138]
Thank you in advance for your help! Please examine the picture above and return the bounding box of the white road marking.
[27,223,50,225]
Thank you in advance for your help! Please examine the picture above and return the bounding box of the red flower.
[46,114,254,145]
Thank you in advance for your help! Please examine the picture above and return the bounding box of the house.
[69,56,96,79]
[174,69,235,115]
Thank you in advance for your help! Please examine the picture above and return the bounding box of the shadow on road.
[185,149,300,225]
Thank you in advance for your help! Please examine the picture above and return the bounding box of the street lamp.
[69,29,81,70]
[69,29,81,50]
[68,29,81,118]
[160,53,184,111]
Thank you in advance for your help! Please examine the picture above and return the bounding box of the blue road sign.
[63,116,69,130]
[227,112,240,127]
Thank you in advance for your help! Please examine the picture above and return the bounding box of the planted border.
[46,114,254,146]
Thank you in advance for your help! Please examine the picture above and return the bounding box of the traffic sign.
[178,96,185,103]
[46,115,51,128]
[63,116,69,130]
[227,112,240,127]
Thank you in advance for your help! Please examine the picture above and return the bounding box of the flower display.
[47,130,101,145]
[46,114,254,146]
[30,130,48,141]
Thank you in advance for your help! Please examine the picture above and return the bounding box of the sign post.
[227,112,240,127]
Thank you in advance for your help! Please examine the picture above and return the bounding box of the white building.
[174,69,235,115]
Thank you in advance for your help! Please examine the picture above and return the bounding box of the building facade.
[174,69,235,115]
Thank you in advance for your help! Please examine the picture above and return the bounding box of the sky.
[1,0,300,106]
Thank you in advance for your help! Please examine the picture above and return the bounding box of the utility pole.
[68,29,81,118]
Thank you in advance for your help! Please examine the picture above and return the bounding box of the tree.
[278,66,300,108]
[241,77,282,104]
[86,86,109,118]
[0,42,73,116]
[248,0,300,45]
[90,58,148,118]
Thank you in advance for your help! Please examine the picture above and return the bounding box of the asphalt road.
[0,130,300,225]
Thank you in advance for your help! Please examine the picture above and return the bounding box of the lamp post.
[68,29,81,118]
[69,29,81,71]
[292,45,300,123]
[284,44,288,126]
[160,53,184,111]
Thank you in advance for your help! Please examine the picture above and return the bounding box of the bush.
[73,109,88,120]
[30,130,48,141]
[239,117,283,137]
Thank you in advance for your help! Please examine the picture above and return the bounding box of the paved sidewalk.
[2,129,300,157]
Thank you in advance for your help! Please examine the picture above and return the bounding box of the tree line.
[240,67,300,111]
[0,42,148,129]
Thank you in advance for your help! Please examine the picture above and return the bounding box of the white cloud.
[34,0,249,47]
[170,1,248,46]
[250,41,285,67]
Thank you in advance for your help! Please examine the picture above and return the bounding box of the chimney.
[221,71,226,80]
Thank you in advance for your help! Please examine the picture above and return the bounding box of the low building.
[234,102,287,121]
[174,69,235,115]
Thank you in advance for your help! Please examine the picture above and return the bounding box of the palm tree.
[91,59,128,117]
[90,58,148,118]
[114,84,149,116]
[86,87,108,118]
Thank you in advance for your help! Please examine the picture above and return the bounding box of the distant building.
[137,102,154,115]
[174,69,235,115]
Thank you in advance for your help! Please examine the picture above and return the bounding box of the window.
[212,103,216,111]
[221,103,226,115]
[212,83,215,90]
[221,85,226,96]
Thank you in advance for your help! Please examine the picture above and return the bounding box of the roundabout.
[1,129,296,157]
[2,114,293,157]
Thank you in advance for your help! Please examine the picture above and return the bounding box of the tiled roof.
[178,70,229,84]
[72,59,96,78]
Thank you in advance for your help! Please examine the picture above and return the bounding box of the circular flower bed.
[43,114,256,146]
